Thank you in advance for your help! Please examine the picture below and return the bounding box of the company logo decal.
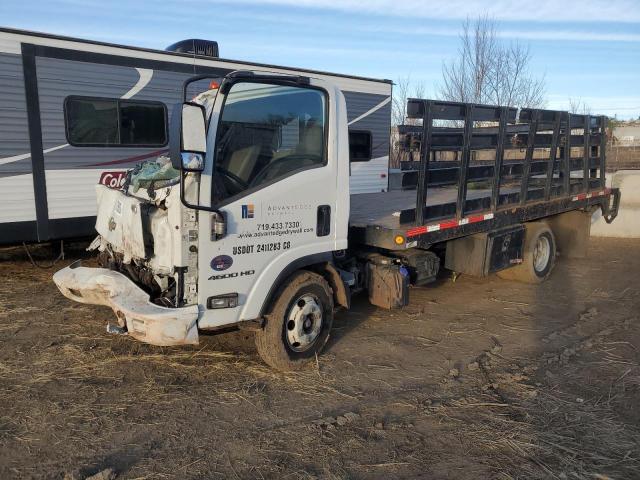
[265,203,313,217]
[210,255,234,271]
[241,204,255,219]
[99,171,127,189]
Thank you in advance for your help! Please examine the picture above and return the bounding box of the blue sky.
[2,0,639,119]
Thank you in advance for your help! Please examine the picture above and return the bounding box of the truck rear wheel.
[497,222,556,284]
[255,271,334,371]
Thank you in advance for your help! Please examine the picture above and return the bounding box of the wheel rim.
[285,294,323,352]
[533,235,551,273]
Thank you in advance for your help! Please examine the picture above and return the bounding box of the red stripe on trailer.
[404,187,612,239]
[86,148,169,167]
[406,212,494,238]
[406,225,428,236]
[439,219,459,229]
[467,214,487,224]
[407,189,612,237]
[571,188,610,202]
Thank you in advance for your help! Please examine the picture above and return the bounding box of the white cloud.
[223,42,444,59]
[547,94,640,118]
[201,7,640,43]
[230,0,640,23]
[357,23,640,42]
[499,30,640,42]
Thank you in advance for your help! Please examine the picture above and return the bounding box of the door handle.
[317,205,331,237]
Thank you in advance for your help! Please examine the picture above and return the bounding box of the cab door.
[197,75,349,329]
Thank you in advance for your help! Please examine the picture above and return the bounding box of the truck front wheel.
[497,222,556,284]
[255,271,334,371]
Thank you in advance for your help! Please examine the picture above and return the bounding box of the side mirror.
[170,102,207,172]
[180,152,204,171]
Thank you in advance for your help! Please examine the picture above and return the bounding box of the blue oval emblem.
[211,255,233,271]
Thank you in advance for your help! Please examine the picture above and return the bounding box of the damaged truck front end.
[53,263,199,345]
[53,160,201,345]
[54,84,215,346]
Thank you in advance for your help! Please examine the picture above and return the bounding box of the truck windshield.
[212,81,326,202]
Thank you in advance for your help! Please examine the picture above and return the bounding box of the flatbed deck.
[349,187,615,250]
[347,98,620,250]
[350,187,505,229]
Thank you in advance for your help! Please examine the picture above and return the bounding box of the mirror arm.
[169,102,184,171]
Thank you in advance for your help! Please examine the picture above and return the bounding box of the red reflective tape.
[407,188,612,240]
[572,189,609,202]
[439,219,459,229]
[406,226,428,237]
[467,214,486,223]
[406,212,495,238]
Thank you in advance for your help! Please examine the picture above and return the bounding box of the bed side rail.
[400,99,608,226]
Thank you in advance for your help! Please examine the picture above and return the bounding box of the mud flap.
[602,188,621,224]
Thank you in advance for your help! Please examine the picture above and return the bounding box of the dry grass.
[1,239,640,479]
[425,338,640,480]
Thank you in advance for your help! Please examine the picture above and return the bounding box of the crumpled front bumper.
[53,262,199,346]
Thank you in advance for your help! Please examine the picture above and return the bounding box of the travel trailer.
[0,27,392,244]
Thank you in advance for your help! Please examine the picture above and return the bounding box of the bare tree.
[390,76,425,167]
[439,16,545,108]
[568,97,591,115]
[392,76,425,126]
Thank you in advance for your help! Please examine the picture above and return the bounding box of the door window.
[213,82,326,202]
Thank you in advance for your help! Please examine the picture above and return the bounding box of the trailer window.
[120,101,166,145]
[349,130,372,162]
[213,82,326,202]
[64,96,167,147]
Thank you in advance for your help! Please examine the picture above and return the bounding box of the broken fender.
[53,264,199,346]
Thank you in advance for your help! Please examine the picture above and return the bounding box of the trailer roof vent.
[166,39,219,58]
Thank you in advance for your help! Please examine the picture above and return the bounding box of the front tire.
[255,271,334,371]
[497,222,556,284]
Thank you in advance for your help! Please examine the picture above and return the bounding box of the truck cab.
[54,71,353,370]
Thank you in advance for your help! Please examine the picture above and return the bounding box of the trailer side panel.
[0,48,38,242]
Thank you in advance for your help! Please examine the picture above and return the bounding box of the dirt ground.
[1,237,639,480]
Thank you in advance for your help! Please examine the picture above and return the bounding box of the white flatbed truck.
[54,70,620,370]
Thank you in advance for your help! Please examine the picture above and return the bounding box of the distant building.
[614,124,640,146]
